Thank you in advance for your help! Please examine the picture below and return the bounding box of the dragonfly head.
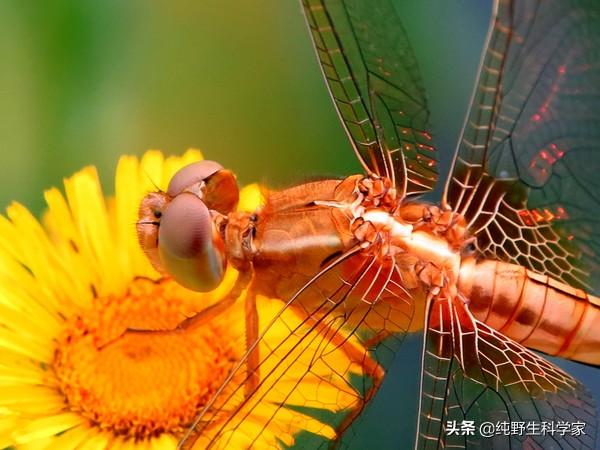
[136,160,239,291]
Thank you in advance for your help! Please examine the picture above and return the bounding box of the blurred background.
[1,0,598,448]
[0,0,490,212]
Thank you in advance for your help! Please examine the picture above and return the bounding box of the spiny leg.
[100,270,262,401]
[308,318,385,443]
[363,329,392,349]
[98,271,251,347]
[244,286,260,398]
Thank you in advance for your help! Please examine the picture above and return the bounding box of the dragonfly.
[134,0,600,448]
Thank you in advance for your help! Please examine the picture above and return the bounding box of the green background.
[0,0,490,212]
[1,1,598,448]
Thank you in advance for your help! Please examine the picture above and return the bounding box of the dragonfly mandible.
[133,0,600,448]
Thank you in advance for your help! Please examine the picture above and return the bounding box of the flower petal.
[0,385,65,415]
[0,328,52,362]
[139,150,171,191]
[0,362,53,387]
[149,433,178,450]
[44,424,93,450]
[238,183,263,212]
[114,155,156,280]
[76,430,112,450]
[0,303,59,345]
[64,167,124,296]
[11,412,85,444]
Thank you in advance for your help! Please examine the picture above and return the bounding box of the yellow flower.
[0,150,364,449]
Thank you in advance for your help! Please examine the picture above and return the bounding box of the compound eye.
[167,161,224,197]
[167,160,239,215]
[158,192,226,291]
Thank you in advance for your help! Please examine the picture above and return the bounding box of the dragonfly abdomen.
[458,257,600,366]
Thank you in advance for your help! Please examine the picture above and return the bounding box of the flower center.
[53,278,238,439]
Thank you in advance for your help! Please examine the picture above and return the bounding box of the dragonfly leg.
[363,329,392,349]
[120,271,261,400]
[244,286,260,398]
[308,319,385,442]
[97,271,251,348]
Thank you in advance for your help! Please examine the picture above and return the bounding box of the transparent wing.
[179,245,418,449]
[302,0,437,195]
[417,295,597,449]
[443,0,600,293]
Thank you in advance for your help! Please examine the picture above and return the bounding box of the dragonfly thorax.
[220,210,257,272]
[345,191,470,299]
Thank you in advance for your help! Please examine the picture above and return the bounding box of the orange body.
[234,177,418,336]
[458,258,600,365]
[244,178,350,301]
[224,174,599,367]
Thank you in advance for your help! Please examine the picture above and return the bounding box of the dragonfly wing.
[302,0,437,195]
[417,295,597,449]
[180,245,418,449]
[443,0,600,292]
